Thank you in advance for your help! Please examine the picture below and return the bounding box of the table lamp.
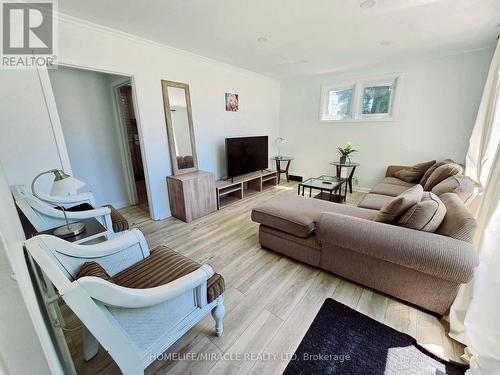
[276,137,288,158]
[31,169,87,238]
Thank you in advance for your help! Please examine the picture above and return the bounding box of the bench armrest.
[26,197,114,233]
[317,212,478,283]
[26,230,150,281]
[39,191,97,208]
[77,264,214,308]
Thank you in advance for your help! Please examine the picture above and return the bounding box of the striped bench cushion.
[77,246,224,303]
[77,261,113,281]
[103,204,129,232]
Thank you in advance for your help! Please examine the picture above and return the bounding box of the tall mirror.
[161,80,198,175]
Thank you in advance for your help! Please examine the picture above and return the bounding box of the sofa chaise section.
[252,194,377,267]
[317,211,477,314]
[252,189,478,315]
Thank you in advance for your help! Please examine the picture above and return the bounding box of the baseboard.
[353,186,371,193]
[109,200,132,209]
[288,174,303,182]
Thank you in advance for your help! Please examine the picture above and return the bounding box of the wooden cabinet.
[167,170,216,222]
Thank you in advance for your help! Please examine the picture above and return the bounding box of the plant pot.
[339,156,347,164]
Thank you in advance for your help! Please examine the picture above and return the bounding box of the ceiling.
[59,0,500,78]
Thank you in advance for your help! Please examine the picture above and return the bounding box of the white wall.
[48,66,130,208]
[279,49,494,189]
[0,162,57,375]
[0,15,281,219]
[0,69,64,192]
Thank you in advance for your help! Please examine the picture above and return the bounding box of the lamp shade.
[50,174,86,196]
[276,137,288,145]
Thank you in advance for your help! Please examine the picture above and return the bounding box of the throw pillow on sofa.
[398,192,446,232]
[431,175,477,205]
[394,160,436,183]
[423,163,463,191]
[374,184,424,223]
[419,159,454,187]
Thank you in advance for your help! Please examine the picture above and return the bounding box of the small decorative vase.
[339,156,347,164]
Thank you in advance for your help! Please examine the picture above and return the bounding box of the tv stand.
[215,170,277,209]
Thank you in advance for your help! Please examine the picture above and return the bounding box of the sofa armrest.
[385,165,409,177]
[317,212,478,283]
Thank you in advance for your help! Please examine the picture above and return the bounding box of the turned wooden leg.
[212,299,225,337]
[83,327,99,361]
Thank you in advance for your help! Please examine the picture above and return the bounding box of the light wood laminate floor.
[61,181,465,374]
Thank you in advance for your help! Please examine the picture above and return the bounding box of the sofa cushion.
[431,175,477,204]
[393,160,436,183]
[358,193,394,210]
[112,246,224,303]
[252,194,377,238]
[260,225,321,266]
[419,159,455,187]
[423,163,464,191]
[374,185,424,223]
[436,193,477,243]
[370,182,415,197]
[379,177,416,187]
[398,192,446,232]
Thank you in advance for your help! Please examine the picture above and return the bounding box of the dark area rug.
[283,298,468,375]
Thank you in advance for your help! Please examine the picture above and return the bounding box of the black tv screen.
[226,136,268,178]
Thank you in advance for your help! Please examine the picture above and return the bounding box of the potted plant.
[337,141,357,164]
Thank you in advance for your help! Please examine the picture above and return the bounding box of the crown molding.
[295,43,496,79]
[55,12,280,82]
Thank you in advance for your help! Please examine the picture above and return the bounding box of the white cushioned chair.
[24,229,225,375]
[12,185,115,238]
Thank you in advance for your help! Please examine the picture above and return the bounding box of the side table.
[272,156,293,184]
[31,217,108,244]
[330,161,360,194]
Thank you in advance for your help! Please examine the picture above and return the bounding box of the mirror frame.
[161,80,199,175]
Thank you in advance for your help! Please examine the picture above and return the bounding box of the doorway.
[48,66,150,216]
[114,82,148,211]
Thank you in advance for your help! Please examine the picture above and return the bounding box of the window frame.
[319,74,401,123]
[320,84,355,121]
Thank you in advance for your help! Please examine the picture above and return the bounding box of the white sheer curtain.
[465,40,500,186]
[448,39,500,374]
[464,152,500,374]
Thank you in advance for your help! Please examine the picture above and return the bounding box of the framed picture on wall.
[225,93,239,112]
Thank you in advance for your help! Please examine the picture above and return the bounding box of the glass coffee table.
[298,175,348,203]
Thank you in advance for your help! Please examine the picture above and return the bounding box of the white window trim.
[320,84,355,121]
[319,74,402,123]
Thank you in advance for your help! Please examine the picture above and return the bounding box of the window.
[320,75,399,122]
[362,85,392,115]
[320,86,354,120]
[328,88,353,118]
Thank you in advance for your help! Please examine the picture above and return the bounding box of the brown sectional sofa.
[251,163,479,315]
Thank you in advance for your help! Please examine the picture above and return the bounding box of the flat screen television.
[225,136,268,179]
